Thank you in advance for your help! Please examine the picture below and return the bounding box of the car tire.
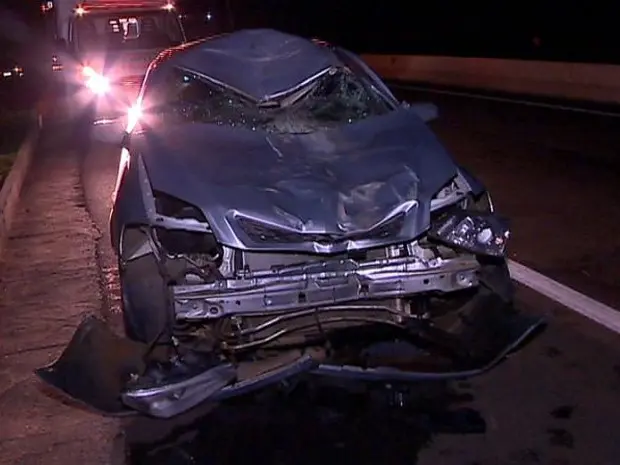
[119,253,174,344]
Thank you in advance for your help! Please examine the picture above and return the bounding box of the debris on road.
[0,127,119,465]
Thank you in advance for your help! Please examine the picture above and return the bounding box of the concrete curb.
[0,114,43,257]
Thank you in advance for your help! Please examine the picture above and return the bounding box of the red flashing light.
[75,0,175,13]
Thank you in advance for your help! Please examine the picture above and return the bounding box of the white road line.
[508,260,620,334]
[391,83,620,118]
[392,83,620,332]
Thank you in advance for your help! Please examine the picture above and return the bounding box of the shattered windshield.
[146,67,392,133]
[74,11,183,52]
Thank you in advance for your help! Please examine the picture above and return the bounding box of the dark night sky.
[0,0,40,22]
[0,0,619,64]
[224,0,620,62]
[0,0,43,58]
[184,0,620,63]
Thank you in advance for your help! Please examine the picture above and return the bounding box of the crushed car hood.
[135,108,460,252]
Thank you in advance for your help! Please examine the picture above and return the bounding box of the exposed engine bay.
[52,171,535,419]
[125,171,488,345]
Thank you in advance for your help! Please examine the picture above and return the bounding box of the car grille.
[236,213,406,245]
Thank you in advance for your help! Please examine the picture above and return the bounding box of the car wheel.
[119,254,174,344]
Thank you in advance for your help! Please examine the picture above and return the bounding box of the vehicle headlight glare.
[126,103,142,132]
[429,210,510,257]
[83,67,109,95]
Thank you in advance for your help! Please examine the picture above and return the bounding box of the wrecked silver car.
[36,29,545,419]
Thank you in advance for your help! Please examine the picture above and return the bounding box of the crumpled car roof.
[162,28,343,101]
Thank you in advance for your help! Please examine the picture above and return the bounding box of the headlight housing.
[429,209,509,257]
[82,66,110,95]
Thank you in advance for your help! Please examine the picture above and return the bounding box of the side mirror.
[91,118,127,145]
[403,102,439,123]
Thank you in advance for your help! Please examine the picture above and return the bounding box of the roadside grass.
[0,108,35,189]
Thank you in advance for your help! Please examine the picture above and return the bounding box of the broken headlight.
[154,228,221,258]
[429,210,509,257]
[152,191,222,261]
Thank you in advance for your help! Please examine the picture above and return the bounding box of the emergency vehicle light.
[74,1,175,13]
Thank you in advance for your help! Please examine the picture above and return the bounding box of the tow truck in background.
[42,0,187,124]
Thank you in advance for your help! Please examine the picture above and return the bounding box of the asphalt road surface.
[1,89,620,465]
[395,84,620,310]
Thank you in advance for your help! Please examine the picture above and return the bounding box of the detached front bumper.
[35,290,545,419]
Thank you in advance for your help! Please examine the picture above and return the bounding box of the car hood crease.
[136,108,459,247]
